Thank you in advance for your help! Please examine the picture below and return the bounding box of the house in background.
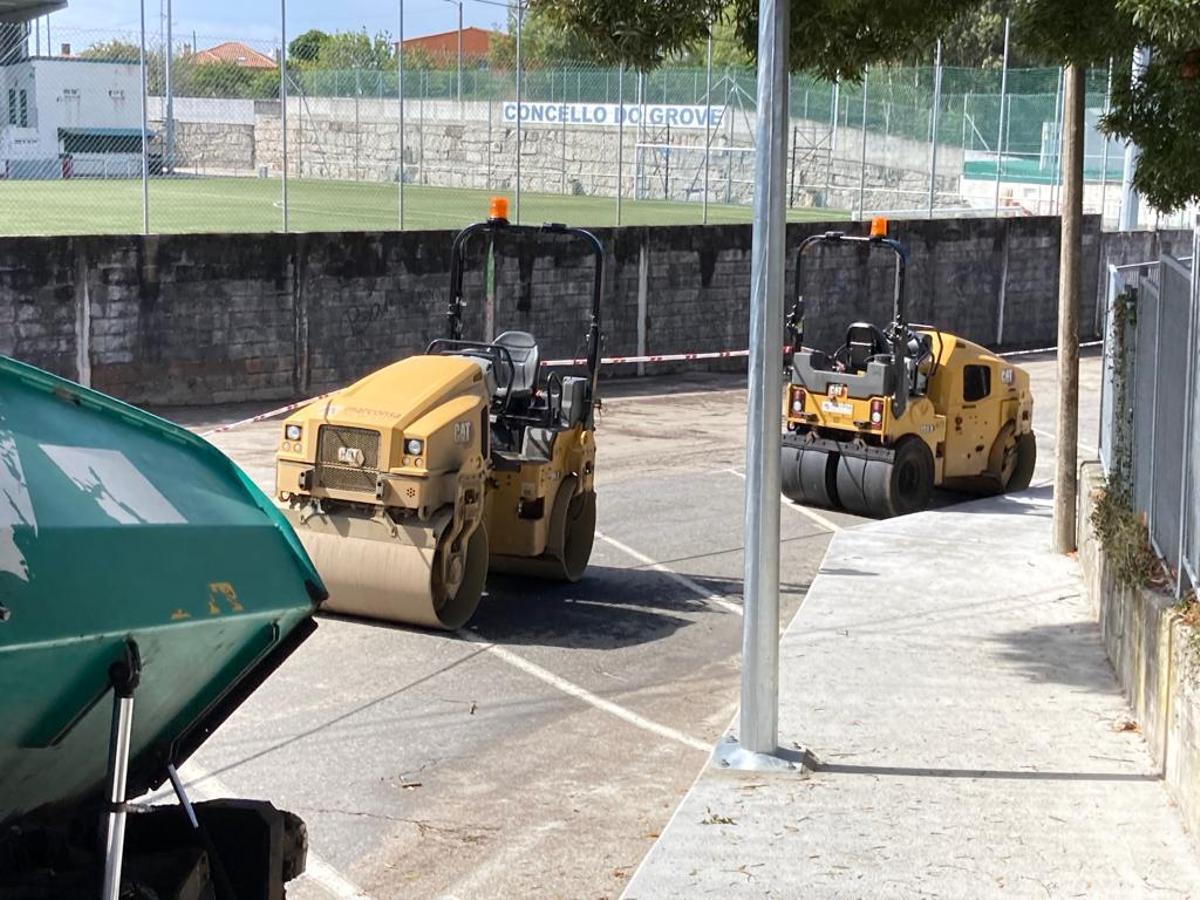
[1,21,151,180]
[400,27,495,61]
[192,41,276,70]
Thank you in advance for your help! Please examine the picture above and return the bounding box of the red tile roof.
[193,41,276,69]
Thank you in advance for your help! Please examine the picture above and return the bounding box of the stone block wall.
[176,96,962,213]
[0,216,1183,407]
[151,120,257,175]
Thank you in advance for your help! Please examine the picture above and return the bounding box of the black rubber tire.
[837,438,934,518]
[781,443,840,509]
[1007,431,1037,492]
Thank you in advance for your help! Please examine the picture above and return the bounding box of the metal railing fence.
[1100,229,1200,596]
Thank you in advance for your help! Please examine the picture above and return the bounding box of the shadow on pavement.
[989,619,1124,693]
[469,564,735,649]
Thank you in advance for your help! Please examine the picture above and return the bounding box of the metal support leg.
[102,641,141,900]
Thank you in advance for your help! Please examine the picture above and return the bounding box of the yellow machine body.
[783,330,1037,517]
[276,355,492,629]
[785,331,1033,487]
[782,224,1037,517]
[274,215,605,629]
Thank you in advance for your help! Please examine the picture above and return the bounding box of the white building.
[0,57,151,178]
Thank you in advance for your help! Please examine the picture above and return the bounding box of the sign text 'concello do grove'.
[501,102,726,129]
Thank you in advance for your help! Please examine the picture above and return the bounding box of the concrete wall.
[160,95,963,212]
[0,216,1184,407]
[1078,462,1200,844]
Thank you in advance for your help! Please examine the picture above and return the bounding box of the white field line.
[457,632,710,754]
[302,857,376,900]
[1033,426,1099,458]
[594,531,744,616]
[723,467,844,533]
[154,762,376,900]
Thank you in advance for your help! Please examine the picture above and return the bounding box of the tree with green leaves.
[78,39,142,63]
[288,29,331,67]
[1103,2,1200,212]
[317,30,395,71]
[488,5,597,69]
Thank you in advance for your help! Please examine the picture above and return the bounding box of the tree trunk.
[1053,63,1084,553]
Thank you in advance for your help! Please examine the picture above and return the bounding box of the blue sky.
[39,0,509,52]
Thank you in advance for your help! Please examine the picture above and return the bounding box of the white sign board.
[501,102,725,130]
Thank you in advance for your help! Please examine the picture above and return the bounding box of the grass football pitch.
[1,176,845,236]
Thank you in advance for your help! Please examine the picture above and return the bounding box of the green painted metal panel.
[0,356,325,824]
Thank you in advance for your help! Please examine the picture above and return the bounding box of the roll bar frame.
[784,230,913,419]
[785,229,908,359]
[447,217,604,422]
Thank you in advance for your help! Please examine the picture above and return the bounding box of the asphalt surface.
[159,351,1101,899]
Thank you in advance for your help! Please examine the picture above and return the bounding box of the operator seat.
[494,330,540,402]
[844,322,890,372]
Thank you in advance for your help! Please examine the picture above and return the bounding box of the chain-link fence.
[1100,226,1200,596]
[1,7,1192,235]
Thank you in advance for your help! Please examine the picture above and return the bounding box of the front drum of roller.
[285,508,488,630]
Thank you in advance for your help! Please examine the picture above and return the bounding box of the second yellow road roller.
[274,200,601,629]
[782,220,1037,517]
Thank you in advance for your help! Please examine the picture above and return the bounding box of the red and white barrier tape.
[201,339,1097,437]
[998,339,1101,358]
[201,393,330,437]
[542,339,1100,367]
[540,348,750,367]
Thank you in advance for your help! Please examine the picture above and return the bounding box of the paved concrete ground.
[625,489,1200,898]
[150,351,1104,899]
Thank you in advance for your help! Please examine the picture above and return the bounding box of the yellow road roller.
[274,200,601,629]
[782,220,1036,517]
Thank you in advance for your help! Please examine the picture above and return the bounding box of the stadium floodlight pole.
[616,63,624,226]
[1119,46,1151,230]
[514,0,523,224]
[703,32,712,225]
[993,16,1009,216]
[279,0,288,232]
[138,0,149,235]
[1099,58,1113,229]
[733,0,789,765]
[456,0,463,105]
[398,0,405,228]
[927,40,942,217]
[165,0,174,174]
[857,67,868,217]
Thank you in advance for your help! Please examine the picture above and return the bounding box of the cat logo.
[337,446,365,467]
[454,421,472,444]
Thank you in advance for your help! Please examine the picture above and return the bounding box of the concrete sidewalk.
[625,489,1200,898]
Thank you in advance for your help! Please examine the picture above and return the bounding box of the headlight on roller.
[285,424,302,441]
[405,438,424,456]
